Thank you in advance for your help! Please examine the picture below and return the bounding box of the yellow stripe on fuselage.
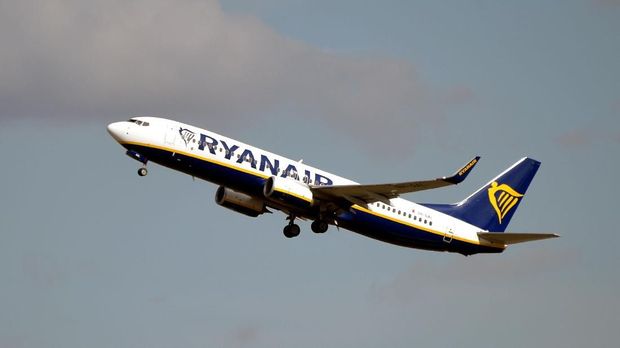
[120,141,271,179]
[120,141,502,249]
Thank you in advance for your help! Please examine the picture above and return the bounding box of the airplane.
[107,116,558,255]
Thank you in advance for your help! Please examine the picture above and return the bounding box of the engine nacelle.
[263,176,314,209]
[215,186,266,217]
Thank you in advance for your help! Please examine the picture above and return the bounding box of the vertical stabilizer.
[425,158,540,232]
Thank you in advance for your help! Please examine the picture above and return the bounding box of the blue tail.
[423,158,541,232]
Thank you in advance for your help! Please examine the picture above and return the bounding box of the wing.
[477,232,560,245]
[311,156,480,205]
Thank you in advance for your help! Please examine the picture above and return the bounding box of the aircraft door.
[443,228,454,243]
[164,127,177,146]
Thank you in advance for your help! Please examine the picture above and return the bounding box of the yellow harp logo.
[488,182,523,224]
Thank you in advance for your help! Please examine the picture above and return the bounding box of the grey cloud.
[21,253,67,288]
[370,248,580,306]
[612,98,620,113]
[554,126,620,148]
[592,0,620,7]
[554,128,594,148]
[229,324,261,347]
[0,0,442,152]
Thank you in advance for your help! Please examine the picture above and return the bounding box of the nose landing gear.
[125,150,149,177]
[137,167,148,177]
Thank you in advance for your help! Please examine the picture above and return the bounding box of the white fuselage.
[107,117,505,254]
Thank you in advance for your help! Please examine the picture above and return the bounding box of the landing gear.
[283,215,301,238]
[283,224,300,238]
[311,220,329,233]
[126,150,149,177]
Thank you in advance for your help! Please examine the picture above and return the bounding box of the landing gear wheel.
[283,224,301,238]
[137,167,148,177]
[311,220,329,233]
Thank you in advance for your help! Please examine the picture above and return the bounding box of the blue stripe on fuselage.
[123,142,503,255]
[339,208,502,255]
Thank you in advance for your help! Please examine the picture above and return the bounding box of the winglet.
[444,156,480,184]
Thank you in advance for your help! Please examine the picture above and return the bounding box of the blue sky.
[1,1,618,347]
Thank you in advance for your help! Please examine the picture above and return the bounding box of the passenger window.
[143,122,149,126]
[136,120,143,125]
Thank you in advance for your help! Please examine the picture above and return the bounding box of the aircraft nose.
[107,122,126,142]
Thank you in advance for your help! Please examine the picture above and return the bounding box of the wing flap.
[477,232,560,245]
[311,156,480,204]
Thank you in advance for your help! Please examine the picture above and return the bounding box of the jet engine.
[263,176,314,209]
[215,186,266,217]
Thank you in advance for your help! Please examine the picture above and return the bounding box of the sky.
[0,0,618,347]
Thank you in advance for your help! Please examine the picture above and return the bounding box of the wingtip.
[445,156,480,184]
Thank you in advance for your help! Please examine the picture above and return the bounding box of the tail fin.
[424,158,540,232]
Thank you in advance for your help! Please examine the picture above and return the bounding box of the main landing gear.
[282,216,329,238]
[283,215,301,238]
[311,220,329,234]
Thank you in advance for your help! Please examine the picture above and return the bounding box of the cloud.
[443,85,476,106]
[0,336,26,348]
[21,254,66,288]
[592,0,620,7]
[370,248,580,306]
[554,128,594,147]
[612,98,620,113]
[554,125,620,148]
[0,0,445,153]
[229,324,261,347]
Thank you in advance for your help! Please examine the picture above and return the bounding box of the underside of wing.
[477,232,560,245]
[311,156,480,205]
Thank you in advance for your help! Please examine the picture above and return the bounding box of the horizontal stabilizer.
[478,232,560,245]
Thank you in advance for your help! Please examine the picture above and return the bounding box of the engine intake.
[215,186,266,217]
[263,176,314,209]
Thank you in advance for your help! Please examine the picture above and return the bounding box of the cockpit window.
[127,119,150,126]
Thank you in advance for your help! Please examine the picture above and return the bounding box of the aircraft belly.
[336,209,503,255]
